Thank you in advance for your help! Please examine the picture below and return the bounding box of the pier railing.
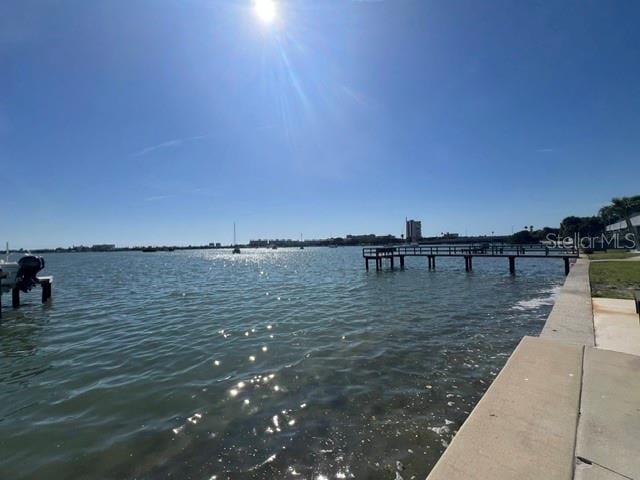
[362,244,579,274]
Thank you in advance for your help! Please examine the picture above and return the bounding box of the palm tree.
[599,196,640,251]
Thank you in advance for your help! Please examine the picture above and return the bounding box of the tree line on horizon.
[509,195,640,245]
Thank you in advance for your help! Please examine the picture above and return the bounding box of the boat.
[232,223,241,254]
[271,245,278,250]
[0,243,45,295]
[299,233,304,249]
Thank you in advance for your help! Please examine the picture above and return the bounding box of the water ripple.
[0,248,563,479]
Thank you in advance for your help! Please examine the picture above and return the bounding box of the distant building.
[406,219,422,243]
[91,244,116,251]
[606,214,640,232]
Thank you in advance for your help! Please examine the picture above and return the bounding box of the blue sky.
[2,0,639,248]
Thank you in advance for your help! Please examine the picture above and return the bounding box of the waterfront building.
[605,213,640,232]
[441,232,459,239]
[406,219,422,243]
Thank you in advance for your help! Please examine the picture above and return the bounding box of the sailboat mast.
[233,223,236,246]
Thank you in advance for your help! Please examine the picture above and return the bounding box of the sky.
[1,0,639,248]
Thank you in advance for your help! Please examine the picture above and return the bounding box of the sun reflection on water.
[30,247,560,479]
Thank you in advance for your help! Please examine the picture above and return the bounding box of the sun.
[254,0,277,24]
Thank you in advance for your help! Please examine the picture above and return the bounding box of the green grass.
[590,261,640,299]
[587,250,640,260]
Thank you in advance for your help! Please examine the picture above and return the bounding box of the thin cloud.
[341,85,378,109]
[143,188,221,202]
[536,148,555,153]
[144,194,174,202]
[132,134,209,157]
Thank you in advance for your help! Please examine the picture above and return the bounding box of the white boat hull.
[0,262,19,292]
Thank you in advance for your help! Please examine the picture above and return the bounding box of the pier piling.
[40,278,52,303]
[464,256,473,271]
[12,288,20,308]
[0,272,5,321]
[0,275,53,321]
[509,256,516,275]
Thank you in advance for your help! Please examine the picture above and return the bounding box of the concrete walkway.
[426,258,640,480]
[575,347,640,479]
[593,298,640,356]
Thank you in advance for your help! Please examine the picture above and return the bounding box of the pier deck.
[363,244,579,275]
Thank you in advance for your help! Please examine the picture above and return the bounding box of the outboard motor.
[16,256,45,292]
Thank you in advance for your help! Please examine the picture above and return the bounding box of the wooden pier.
[363,244,579,275]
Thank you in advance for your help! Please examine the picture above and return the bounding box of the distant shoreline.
[17,235,527,254]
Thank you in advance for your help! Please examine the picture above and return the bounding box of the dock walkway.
[363,244,579,275]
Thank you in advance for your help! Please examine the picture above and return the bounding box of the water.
[0,247,564,479]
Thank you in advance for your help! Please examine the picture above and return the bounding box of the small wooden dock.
[363,244,579,275]
[0,275,53,321]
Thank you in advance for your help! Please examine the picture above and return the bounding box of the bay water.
[0,247,564,479]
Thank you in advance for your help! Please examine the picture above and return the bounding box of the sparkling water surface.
[0,247,564,479]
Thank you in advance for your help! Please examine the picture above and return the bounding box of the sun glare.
[254,0,277,24]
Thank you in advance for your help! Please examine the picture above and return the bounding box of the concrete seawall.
[426,258,640,480]
[426,336,583,480]
[541,259,595,346]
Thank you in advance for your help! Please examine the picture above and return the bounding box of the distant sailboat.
[300,233,304,249]
[232,223,241,254]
